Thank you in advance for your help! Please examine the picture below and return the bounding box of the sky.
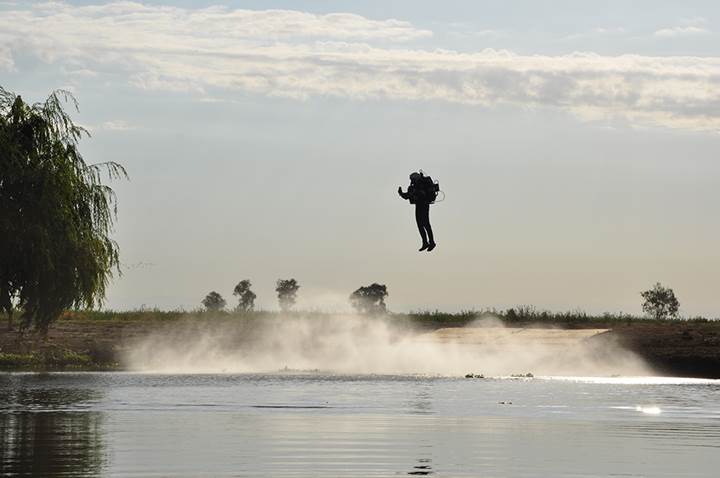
[1,1,720,316]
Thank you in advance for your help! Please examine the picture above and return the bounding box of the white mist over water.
[123,314,653,376]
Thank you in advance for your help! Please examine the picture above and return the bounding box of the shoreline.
[1,312,718,377]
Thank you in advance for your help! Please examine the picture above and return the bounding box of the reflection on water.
[0,383,106,477]
[408,458,433,475]
[0,373,719,477]
[1,386,101,410]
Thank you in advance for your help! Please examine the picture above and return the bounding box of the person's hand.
[397,186,402,195]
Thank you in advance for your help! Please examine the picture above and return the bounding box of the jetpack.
[411,170,444,204]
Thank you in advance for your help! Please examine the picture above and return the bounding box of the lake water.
[1,373,719,477]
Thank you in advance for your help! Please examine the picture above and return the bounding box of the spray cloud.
[123,314,652,376]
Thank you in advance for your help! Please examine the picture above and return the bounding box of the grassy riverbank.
[1,309,718,376]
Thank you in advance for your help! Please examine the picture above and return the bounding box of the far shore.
[1,310,718,378]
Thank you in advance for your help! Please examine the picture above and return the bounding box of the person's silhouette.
[398,172,436,252]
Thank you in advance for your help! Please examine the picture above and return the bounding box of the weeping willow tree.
[0,87,127,332]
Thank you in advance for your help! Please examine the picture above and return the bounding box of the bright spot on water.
[611,405,662,415]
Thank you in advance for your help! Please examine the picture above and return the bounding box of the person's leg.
[415,204,429,249]
[426,222,435,246]
[421,204,436,250]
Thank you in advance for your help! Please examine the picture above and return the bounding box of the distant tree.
[233,280,256,312]
[0,87,127,332]
[641,283,679,320]
[202,291,226,312]
[349,283,388,315]
[275,279,300,312]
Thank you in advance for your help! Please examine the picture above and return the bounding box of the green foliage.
[0,353,36,369]
[275,278,300,312]
[233,279,256,312]
[0,350,95,370]
[2,307,714,332]
[349,283,388,315]
[0,87,127,332]
[404,307,695,329]
[65,308,186,321]
[641,282,680,320]
[202,291,226,312]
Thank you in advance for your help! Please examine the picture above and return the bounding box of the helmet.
[409,172,421,181]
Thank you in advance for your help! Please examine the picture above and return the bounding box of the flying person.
[398,171,439,252]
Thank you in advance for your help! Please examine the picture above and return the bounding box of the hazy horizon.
[2,0,719,316]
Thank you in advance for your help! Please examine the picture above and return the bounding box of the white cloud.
[654,26,709,37]
[83,120,136,133]
[2,2,720,132]
[563,27,626,41]
[593,27,626,35]
[680,16,708,26]
[0,45,14,71]
[15,2,431,43]
[100,120,135,131]
[64,68,99,78]
[448,29,501,40]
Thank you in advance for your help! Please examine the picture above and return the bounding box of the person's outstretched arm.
[398,186,409,200]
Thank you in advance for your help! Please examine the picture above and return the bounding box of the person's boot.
[419,243,429,251]
[426,242,436,252]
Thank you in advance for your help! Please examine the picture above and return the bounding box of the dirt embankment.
[0,319,164,370]
[0,318,718,377]
[606,323,720,378]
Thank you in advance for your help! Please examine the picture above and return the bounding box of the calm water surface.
[1,373,719,477]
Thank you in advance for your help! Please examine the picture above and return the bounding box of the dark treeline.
[195,280,688,322]
[202,279,388,315]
